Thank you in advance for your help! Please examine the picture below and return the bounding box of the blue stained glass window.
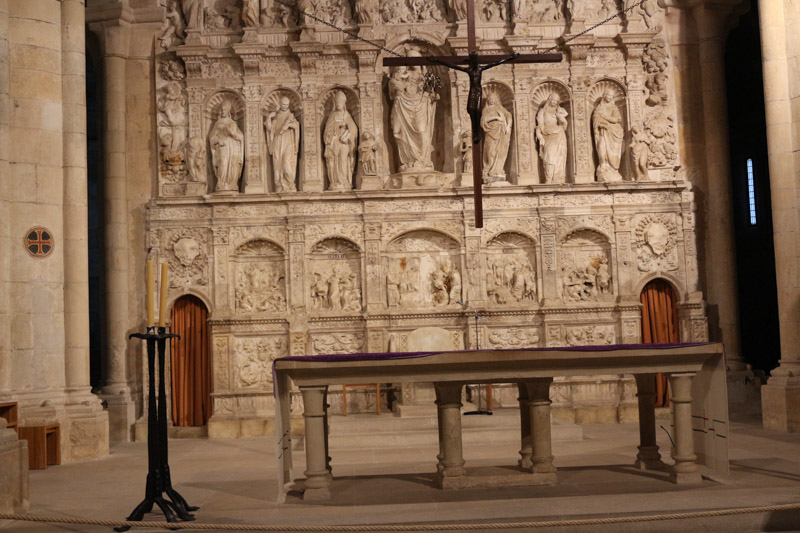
[746,158,757,225]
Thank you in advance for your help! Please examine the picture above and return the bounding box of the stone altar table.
[273,343,728,501]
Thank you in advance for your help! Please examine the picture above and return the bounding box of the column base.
[63,404,109,462]
[0,425,29,514]
[99,390,136,442]
[761,381,800,432]
[635,446,665,471]
[302,486,331,501]
[669,470,703,484]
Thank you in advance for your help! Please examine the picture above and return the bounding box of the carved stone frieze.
[311,332,364,354]
[565,324,615,346]
[486,327,541,348]
[233,336,288,388]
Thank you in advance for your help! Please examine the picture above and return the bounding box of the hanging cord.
[541,0,649,54]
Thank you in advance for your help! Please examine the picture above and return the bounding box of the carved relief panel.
[164,228,210,289]
[559,229,614,302]
[307,238,363,312]
[484,232,538,306]
[311,332,365,355]
[233,336,288,390]
[232,239,286,313]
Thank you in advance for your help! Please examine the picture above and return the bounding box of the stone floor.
[2,414,800,532]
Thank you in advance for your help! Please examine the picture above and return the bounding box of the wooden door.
[640,279,679,407]
[170,295,211,426]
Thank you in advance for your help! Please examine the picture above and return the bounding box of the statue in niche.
[323,91,358,191]
[629,125,650,181]
[561,256,610,302]
[182,0,203,30]
[311,273,329,310]
[386,258,418,307]
[483,0,508,21]
[486,256,536,304]
[355,0,375,23]
[592,90,624,182]
[157,82,187,151]
[448,266,462,304]
[450,0,468,19]
[595,258,611,295]
[386,266,401,307]
[529,0,564,22]
[535,93,569,183]
[567,0,584,20]
[265,96,300,192]
[431,259,460,306]
[640,0,662,30]
[512,0,530,20]
[598,0,618,18]
[388,52,439,172]
[159,132,185,180]
[236,264,285,312]
[459,130,473,173]
[242,0,260,26]
[186,136,207,182]
[209,100,244,192]
[481,92,512,182]
[358,132,379,176]
[159,0,185,49]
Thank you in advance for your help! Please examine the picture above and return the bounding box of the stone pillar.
[759,0,800,432]
[434,382,466,489]
[242,85,264,193]
[512,70,535,185]
[364,222,383,312]
[93,19,135,442]
[522,378,557,483]
[633,373,663,470]
[667,372,702,484]
[539,215,558,302]
[300,385,332,500]
[0,0,9,397]
[691,3,743,371]
[0,419,28,513]
[566,37,595,183]
[517,382,532,469]
[287,224,306,314]
[291,41,324,192]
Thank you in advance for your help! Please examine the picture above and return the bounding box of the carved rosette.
[634,214,678,272]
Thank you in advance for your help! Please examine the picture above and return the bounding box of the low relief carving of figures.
[565,325,615,346]
[265,96,300,192]
[159,132,186,180]
[324,91,358,191]
[536,93,569,183]
[236,264,286,312]
[242,0,260,26]
[355,0,375,23]
[629,125,649,181]
[486,257,536,304]
[459,130,473,174]
[209,100,244,192]
[204,1,241,30]
[430,259,460,306]
[182,0,204,29]
[388,52,439,172]
[488,328,540,348]
[311,269,361,311]
[358,132,379,176]
[561,256,610,301]
[449,0,468,19]
[482,0,508,21]
[481,92,512,183]
[598,0,620,18]
[158,82,187,149]
[640,0,662,31]
[592,90,624,182]
[386,258,419,307]
[528,0,564,22]
[236,338,287,387]
[159,0,186,49]
[186,136,207,182]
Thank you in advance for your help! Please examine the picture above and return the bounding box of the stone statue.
[182,0,204,30]
[480,92,512,182]
[388,52,438,172]
[448,267,461,304]
[186,136,207,182]
[157,82,187,151]
[592,90,624,182]
[323,91,358,191]
[629,125,650,181]
[595,258,611,295]
[209,100,244,192]
[355,0,374,23]
[159,0,186,49]
[265,96,300,192]
[535,93,569,183]
[459,130,473,173]
[431,266,449,306]
[512,0,529,19]
[358,132,378,176]
[450,0,468,19]
[242,0,260,26]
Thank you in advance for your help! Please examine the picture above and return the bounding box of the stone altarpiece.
[147,0,709,436]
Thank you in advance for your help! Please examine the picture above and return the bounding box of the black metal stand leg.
[117,327,197,532]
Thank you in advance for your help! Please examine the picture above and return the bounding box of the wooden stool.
[341,384,380,416]
[0,401,18,432]
[18,424,60,470]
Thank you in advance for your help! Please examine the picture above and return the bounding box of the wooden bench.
[18,424,60,470]
[0,401,18,432]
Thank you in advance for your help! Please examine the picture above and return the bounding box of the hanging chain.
[272,0,650,58]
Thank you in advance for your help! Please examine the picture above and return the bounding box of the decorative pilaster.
[512,73,535,184]
[566,36,595,183]
[212,227,230,311]
[350,42,382,189]
[364,221,383,312]
[291,42,325,192]
[242,85,264,193]
[539,214,558,302]
[612,214,635,296]
[287,224,306,313]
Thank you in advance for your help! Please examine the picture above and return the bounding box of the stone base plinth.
[0,428,29,514]
[102,394,136,442]
[64,408,109,462]
[438,465,557,489]
[761,382,800,432]
[207,416,275,439]
[387,170,450,190]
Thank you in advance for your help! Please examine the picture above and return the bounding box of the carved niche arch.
[261,88,303,192]
[633,272,685,303]
[384,229,462,309]
[307,237,363,313]
[232,239,286,314]
[318,86,361,191]
[382,41,454,175]
[204,90,246,193]
[558,229,614,302]
[588,79,629,180]
[481,81,517,183]
[531,80,573,183]
[484,232,539,306]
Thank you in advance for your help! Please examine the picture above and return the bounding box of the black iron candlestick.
[116,326,198,532]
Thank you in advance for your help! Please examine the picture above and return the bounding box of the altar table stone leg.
[300,386,333,500]
[517,383,532,469]
[434,382,467,489]
[522,378,557,484]
[668,373,702,484]
[434,385,444,474]
[634,374,664,470]
[324,389,332,473]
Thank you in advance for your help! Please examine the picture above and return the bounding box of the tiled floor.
[3,415,800,532]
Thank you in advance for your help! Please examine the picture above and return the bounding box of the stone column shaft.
[61,0,93,401]
[758,0,800,432]
[434,382,466,488]
[693,5,742,370]
[667,372,701,484]
[300,385,332,500]
[0,0,10,396]
[522,378,557,482]
[633,373,663,470]
[517,382,532,468]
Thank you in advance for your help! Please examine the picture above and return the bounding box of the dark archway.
[169,295,212,427]
[725,3,780,372]
[640,278,678,407]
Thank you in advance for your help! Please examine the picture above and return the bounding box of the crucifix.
[383,0,562,228]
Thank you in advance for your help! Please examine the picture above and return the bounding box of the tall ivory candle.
[159,262,169,327]
[146,260,155,327]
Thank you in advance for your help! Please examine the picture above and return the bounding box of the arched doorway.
[640,279,679,407]
[170,295,212,427]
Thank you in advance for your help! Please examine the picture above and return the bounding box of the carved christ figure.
[388,51,438,171]
[208,100,244,192]
[535,93,569,183]
[592,89,624,182]
[266,96,300,191]
[242,0,260,26]
[323,91,358,190]
[480,92,512,181]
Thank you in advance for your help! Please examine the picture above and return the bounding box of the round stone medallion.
[24,227,55,258]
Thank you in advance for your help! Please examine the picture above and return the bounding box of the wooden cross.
[384,0,562,228]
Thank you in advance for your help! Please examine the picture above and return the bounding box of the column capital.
[661,0,748,41]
